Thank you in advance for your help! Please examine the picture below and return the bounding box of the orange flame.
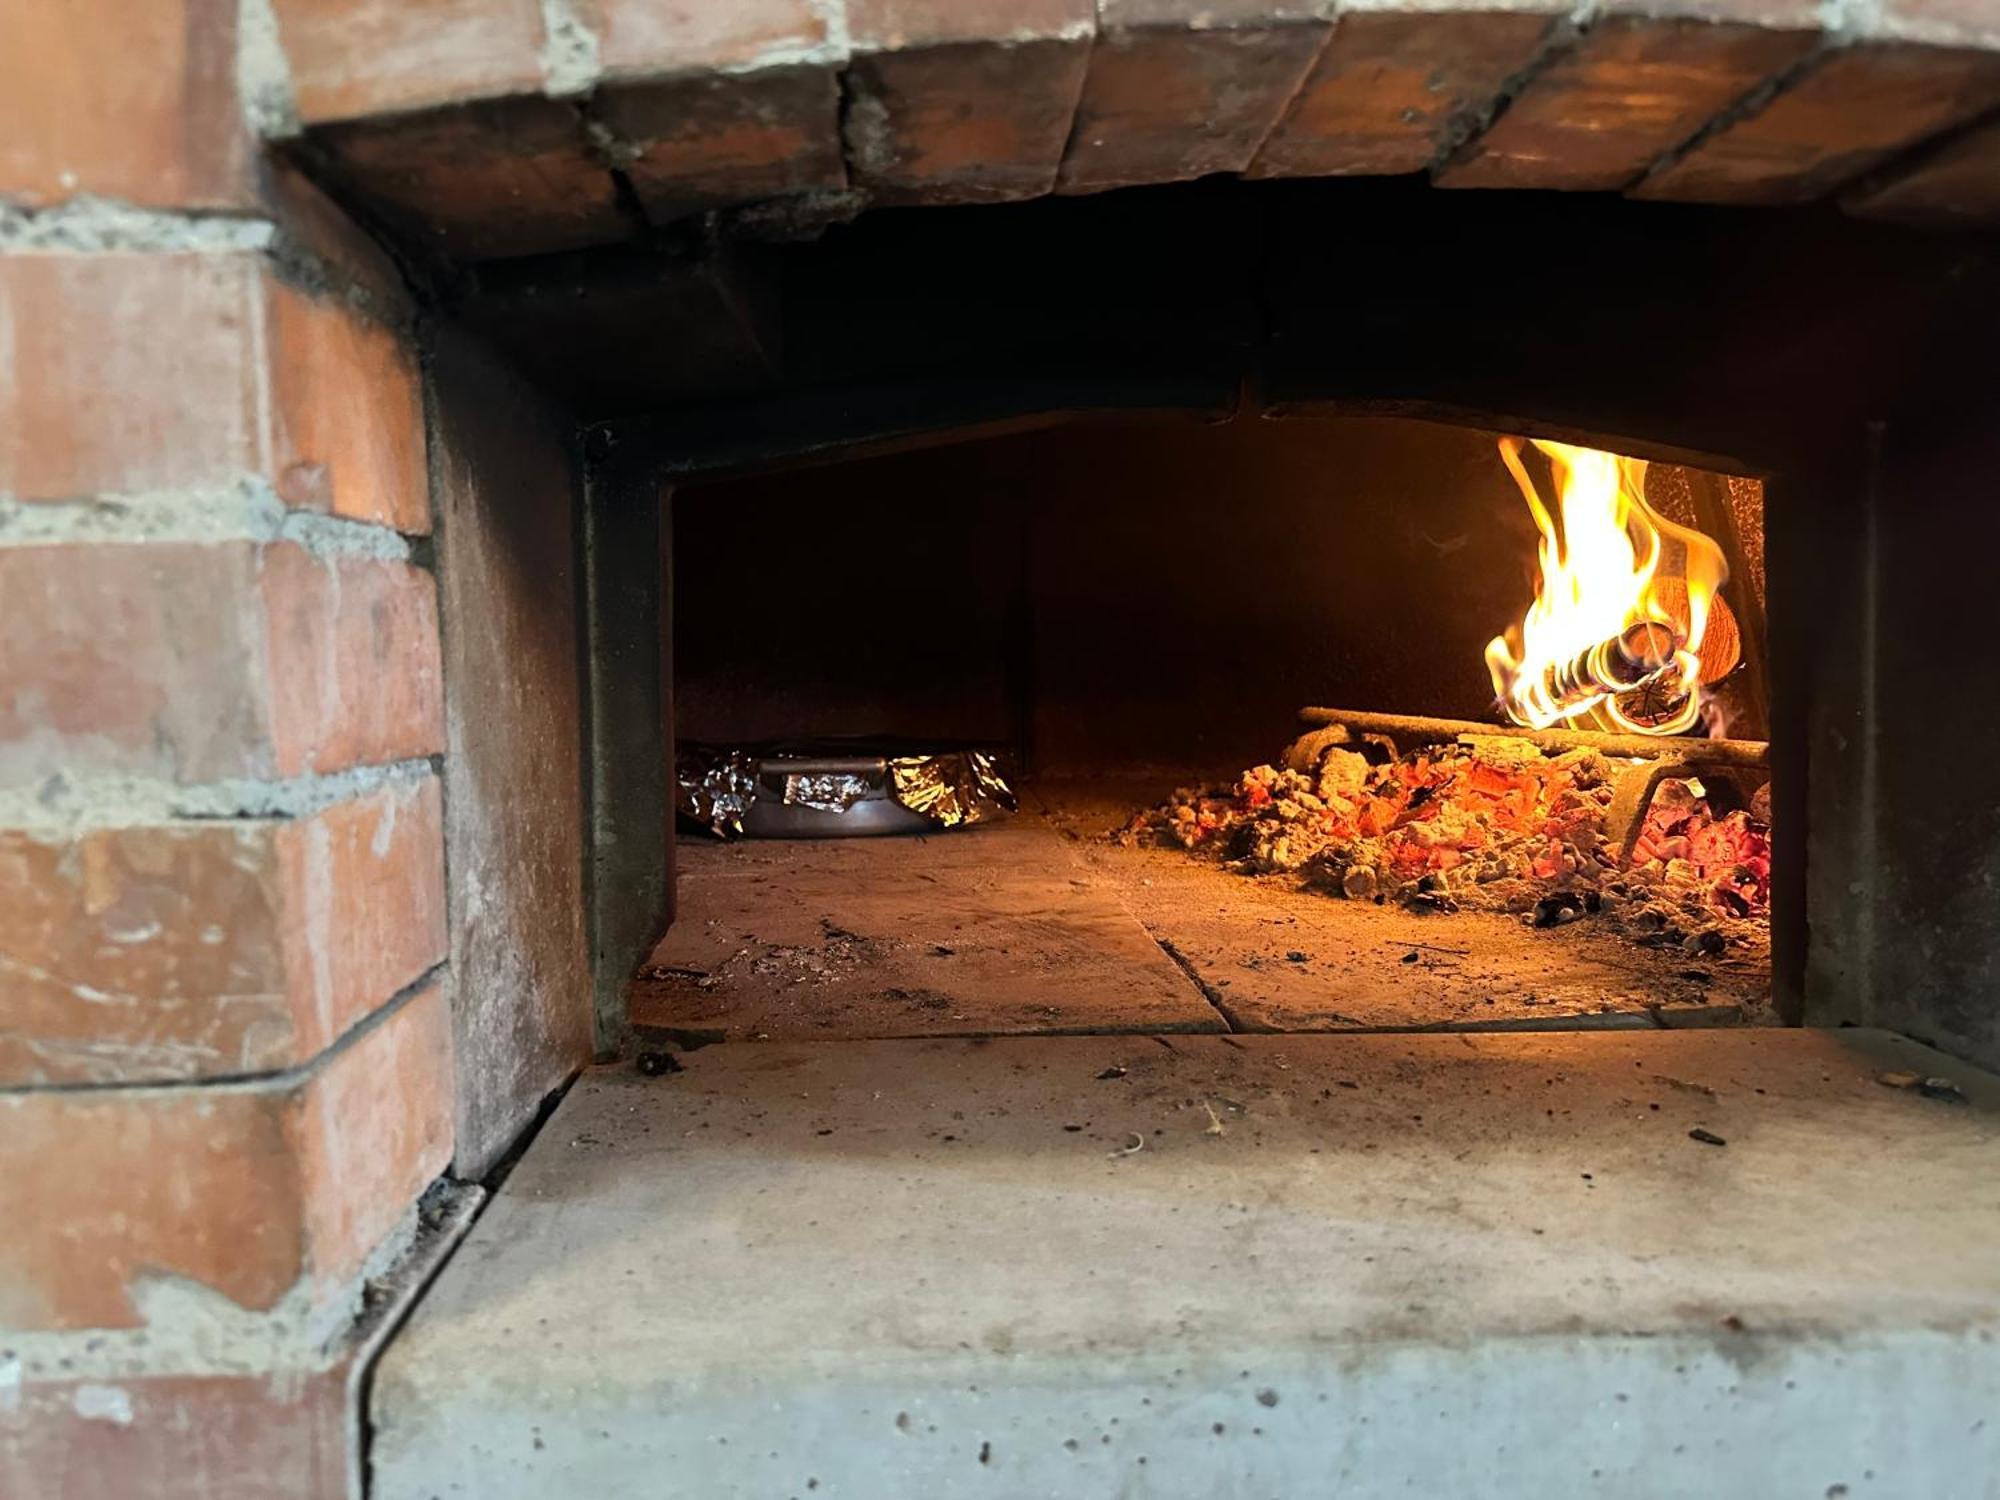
[1484,438,1729,737]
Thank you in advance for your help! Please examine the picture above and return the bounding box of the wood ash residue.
[1126,735,1771,955]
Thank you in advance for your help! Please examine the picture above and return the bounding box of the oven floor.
[631,785,1770,1042]
[631,816,1227,1042]
[370,1028,2000,1499]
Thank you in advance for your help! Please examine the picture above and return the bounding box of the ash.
[1132,735,1771,954]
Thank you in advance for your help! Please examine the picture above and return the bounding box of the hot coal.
[1129,734,1771,952]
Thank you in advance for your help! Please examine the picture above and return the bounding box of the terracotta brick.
[576,0,846,224]
[293,980,454,1291]
[598,69,848,224]
[1634,42,2000,204]
[0,0,252,210]
[0,823,284,1083]
[267,280,429,531]
[269,0,548,126]
[260,161,417,335]
[1439,16,1817,191]
[1845,114,2000,227]
[0,1080,298,1329]
[0,777,446,1087]
[313,97,627,261]
[0,253,428,527]
[844,0,1094,204]
[1057,8,1332,193]
[0,543,265,788]
[0,980,452,1331]
[0,254,264,502]
[584,0,852,228]
[258,544,445,777]
[0,1369,349,1500]
[278,778,447,1061]
[1250,9,1558,178]
[577,0,834,79]
[0,544,443,790]
[845,41,1090,204]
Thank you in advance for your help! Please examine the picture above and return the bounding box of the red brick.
[0,254,264,502]
[576,0,846,224]
[0,1080,299,1329]
[260,162,417,335]
[278,778,446,1061]
[1250,9,1558,178]
[0,1369,349,1500]
[0,0,252,210]
[577,0,833,78]
[1439,16,1818,191]
[314,97,627,261]
[293,980,455,1291]
[0,777,446,1087]
[267,280,429,531]
[258,544,445,777]
[1058,8,1331,193]
[1845,114,2000,227]
[0,544,444,789]
[0,253,428,527]
[0,979,452,1331]
[1634,42,2000,204]
[597,69,848,224]
[845,1,1094,204]
[269,0,547,126]
[0,544,266,787]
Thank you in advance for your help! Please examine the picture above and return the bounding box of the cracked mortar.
[0,758,438,838]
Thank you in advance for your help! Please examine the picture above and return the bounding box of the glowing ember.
[1139,738,1771,946]
[1483,439,1731,737]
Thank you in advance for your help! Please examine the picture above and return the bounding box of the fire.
[1484,438,1729,737]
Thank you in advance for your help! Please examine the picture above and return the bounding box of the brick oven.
[5,4,2000,1498]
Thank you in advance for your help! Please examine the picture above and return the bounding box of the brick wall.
[225,0,2000,266]
[0,6,463,1496]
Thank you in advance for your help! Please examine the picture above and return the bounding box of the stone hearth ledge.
[372,1028,2000,1497]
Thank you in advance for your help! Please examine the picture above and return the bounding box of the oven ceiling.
[273,4,2000,269]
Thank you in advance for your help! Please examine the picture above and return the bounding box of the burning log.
[1484,438,1734,738]
[1537,619,1687,727]
[1294,706,1769,767]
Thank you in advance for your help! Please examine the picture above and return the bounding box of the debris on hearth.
[1126,732,1770,951]
[1878,1072,1971,1105]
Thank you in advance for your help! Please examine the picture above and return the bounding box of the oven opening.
[637,412,1775,1044]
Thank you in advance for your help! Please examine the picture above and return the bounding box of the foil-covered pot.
[887,751,1017,829]
[675,744,1016,838]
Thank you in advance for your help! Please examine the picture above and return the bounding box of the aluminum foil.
[783,772,873,813]
[675,747,760,837]
[676,745,1016,838]
[887,751,1017,828]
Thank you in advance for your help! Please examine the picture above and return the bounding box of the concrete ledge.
[371,1028,2000,1496]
